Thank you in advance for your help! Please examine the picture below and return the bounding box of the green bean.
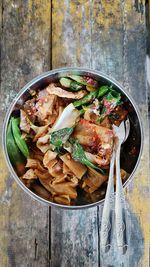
[73,91,97,107]
[6,118,24,166]
[11,117,29,158]
[97,85,110,98]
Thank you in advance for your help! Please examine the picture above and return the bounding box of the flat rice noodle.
[43,150,58,166]
[39,177,53,192]
[53,194,71,205]
[60,153,87,179]
[36,134,50,153]
[26,158,46,172]
[22,169,37,180]
[30,146,44,161]
[34,169,52,180]
[44,158,64,178]
[49,178,77,199]
[63,162,72,175]
[32,183,52,200]
[83,166,108,193]
[32,124,49,142]
[47,83,86,99]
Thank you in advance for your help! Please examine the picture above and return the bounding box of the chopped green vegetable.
[6,118,24,166]
[60,77,84,91]
[11,117,29,158]
[73,86,111,108]
[73,91,98,107]
[71,139,106,175]
[68,75,98,87]
[97,85,110,98]
[50,127,73,148]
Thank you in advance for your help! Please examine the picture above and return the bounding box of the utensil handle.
[100,150,115,252]
[115,143,128,254]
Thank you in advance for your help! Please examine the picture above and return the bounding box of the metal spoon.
[100,118,130,253]
[113,118,130,254]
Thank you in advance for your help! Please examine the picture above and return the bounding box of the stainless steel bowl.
[2,67,144,209]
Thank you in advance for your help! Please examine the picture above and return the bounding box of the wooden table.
[0,1,149,266]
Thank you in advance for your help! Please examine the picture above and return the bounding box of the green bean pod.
[11,117,29,158]
[6,118,24,166]
[73,91,98,107]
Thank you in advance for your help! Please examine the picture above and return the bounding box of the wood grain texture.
[51,1,149,267]
[0,1,51,266]
[51,2,99,267]
[91,1,149,266]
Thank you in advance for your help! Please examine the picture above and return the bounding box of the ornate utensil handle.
[100,150,115,252]
[115,143,128,254]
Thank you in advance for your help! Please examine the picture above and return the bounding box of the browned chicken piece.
[36,90,58,125]
[109,105,128,126]
[20,109,30,133]
[73,119,114,165]
[60,153,87,179]
[46,83,87,99]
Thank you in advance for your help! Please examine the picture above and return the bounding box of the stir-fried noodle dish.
[7,75,129,205]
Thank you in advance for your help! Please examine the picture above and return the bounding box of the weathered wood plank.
[0,1,51,266]
[51,1,99,267]
[91,1,149,266]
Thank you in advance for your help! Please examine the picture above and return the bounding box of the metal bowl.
[2,67,144,209]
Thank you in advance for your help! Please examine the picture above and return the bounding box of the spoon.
[100,118,130,254]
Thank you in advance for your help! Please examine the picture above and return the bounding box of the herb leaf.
[50,127,73,148]
[71,139,106,175]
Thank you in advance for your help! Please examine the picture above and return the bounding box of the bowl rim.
[2,67,144,209]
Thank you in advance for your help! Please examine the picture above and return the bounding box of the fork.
[113,119,130,254]
[100,119,130,254]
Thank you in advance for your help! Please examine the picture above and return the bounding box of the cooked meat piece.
[20,109,30,133]
[47,83,87,99]
[73,119,114,161]
[36,93,57,122]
